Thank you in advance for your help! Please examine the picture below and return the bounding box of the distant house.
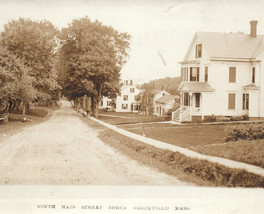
[173,20,264,122]
[153,90,170,116]
[153,89,170,101]
[100,96,114,110]
[115,80,141,112]
[155,94,179,116]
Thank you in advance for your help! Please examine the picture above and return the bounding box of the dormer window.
[195,44,202,58]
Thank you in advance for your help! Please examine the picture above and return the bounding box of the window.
[183,92,190,106]
[190,67,199,81]
[195,44,202,58]
[123,95,128,100]
[195,93,200,108]
[229,67,236,82]
[181,67,188,81]
[122,104,128,109]
[130,88,135,93]
[243,93,249,110]
[205,66,208,82]
[107,101,111,106]
[228,93,236,110]
[252,67,255,83]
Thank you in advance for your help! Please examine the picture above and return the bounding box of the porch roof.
[243,83,260,90]
[178,82,215,92]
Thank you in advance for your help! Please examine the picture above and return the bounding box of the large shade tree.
[59,17,130,117]
[0,18,61,107]
[0,46,37,115]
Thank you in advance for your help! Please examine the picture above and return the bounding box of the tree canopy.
[58,17,130,117]
[1,18,61,104]
[0,46,36,114]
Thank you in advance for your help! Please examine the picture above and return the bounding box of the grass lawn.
[192,139,264,169]
[121,123,227,148]
[98,109,168,125]
[0,104,58,142]
[121,122,264,169]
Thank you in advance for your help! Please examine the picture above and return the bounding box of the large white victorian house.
[173,20,264,122]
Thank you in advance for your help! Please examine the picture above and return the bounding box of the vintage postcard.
[0,0,264,213]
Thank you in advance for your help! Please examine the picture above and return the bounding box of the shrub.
[225,123,264,142]
[205,115,216,122]
[230,116,244,121]
[242,114,249,121]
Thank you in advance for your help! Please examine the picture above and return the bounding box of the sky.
[1,0,264,84]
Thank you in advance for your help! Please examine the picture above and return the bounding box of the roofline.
[155,96,178,104]
[179,58,261,64]
[179,60,200,64]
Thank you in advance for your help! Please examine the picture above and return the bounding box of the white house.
[100,96,114,110]
[115,80,141,112]
[155,94,179,116]
[153,89,170,101]
[173,20,264,122]
[153,89,170,116]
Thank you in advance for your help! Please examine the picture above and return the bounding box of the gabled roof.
[120,84,139,91]
[178,82,215,92]
[185,32,264,60]
[155,95,178,104]
[153,89,170,95]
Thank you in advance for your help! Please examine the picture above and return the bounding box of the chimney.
[250,20,258,38]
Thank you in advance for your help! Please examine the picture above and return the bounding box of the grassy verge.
[82,116,264,187]
[0,104,59,142]
[98,109,168,125]
[192,140,264,169]
[121,123,226,148]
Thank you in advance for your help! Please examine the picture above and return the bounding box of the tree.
[0,18,61,107]
[136,87,154,115]
[0,46,37,115]
[59,17,130,117]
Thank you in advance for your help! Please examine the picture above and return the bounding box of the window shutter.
[205,67,208,81]
[229,67,236,82]
[242,94,245,110]
[252,67,255,83]
[197,68,200,81]
[228,93,235,109]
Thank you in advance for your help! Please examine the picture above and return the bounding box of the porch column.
[189,92,192,121]
[201,93,204,120]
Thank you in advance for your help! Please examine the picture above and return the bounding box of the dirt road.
[0,100,188,185]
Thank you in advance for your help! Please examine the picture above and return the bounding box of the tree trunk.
[22,101,26,116]
[87,96,91,115]
[26,103,30,113]
[83,95,87,111]
[16,101,21,111]
[91,95,99,118]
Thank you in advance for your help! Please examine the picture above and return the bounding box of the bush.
[205,115,216,122]
[225,123,264,142]
[242,114,249,121]
[230,116,244,121]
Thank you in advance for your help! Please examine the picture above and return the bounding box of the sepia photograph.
[0,0,264,213]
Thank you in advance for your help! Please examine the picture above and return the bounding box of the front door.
[194,93,201,111]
